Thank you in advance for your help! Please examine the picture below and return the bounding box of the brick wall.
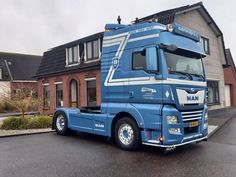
[37,69,101,115]
[224,67,236,106]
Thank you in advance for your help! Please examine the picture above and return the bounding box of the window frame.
[55,82,63,107]
[132,50,147,71]
[201,36,210,55]
[43,84,50,109]
[207,80,220,105]
[85,39,100,62]
[66,45,80,66]
[85,78,97,107]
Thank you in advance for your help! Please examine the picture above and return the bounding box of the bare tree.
[3,83,41,118]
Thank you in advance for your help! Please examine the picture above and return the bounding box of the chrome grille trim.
[181,110,203,122]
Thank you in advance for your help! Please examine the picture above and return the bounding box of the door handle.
[129,91,134,98]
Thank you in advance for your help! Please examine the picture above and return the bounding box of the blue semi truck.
[52,21,208,151]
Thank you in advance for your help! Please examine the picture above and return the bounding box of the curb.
[0,130,55,138]
[208,113,236,138]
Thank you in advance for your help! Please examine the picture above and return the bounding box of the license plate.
[189,121,198,127]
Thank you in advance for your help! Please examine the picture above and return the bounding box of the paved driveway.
[0,117,236,177]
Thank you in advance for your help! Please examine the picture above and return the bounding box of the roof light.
[167,24,173,32]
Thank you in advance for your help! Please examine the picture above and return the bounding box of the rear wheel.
[54,112,70,135]
[114,117,141,151]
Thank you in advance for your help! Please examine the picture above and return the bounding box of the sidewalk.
[208,107,236,137]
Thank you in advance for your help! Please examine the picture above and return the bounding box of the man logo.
[187,95,199,101]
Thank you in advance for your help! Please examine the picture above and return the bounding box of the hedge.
[0,116,52,130]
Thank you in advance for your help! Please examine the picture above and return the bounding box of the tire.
[54,112,70,135]
[114,117,141,151]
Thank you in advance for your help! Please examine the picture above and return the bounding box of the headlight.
[205,112,208,120]
[167,116,178,124]
[203,122,208,129]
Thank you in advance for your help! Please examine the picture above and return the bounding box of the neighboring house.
[223,49,236,107]
[36,2,230,114]
[139,2,227,110]
[35,32,103,114]
[0,52,42,99]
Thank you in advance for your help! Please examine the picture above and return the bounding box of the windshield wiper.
[190,73,205,80]
[169,70,193,80]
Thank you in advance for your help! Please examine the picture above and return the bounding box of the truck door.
[128,47,163,105]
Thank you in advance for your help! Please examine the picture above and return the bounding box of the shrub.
[0,101,16,113]
[0,116,52,130]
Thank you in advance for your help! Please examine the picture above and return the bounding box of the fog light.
[203,122,208,129]
[169,128,181,134]
[167,116,178,124]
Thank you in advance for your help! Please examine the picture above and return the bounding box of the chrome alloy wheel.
[56,115,65,131]
[118,123,134,145]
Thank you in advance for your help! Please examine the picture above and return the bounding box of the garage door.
[225,85,231,107]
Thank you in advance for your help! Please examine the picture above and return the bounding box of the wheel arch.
[111,112,141,139]
[52,110,68,130]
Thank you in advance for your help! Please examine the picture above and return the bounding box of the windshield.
[164,50,204,76]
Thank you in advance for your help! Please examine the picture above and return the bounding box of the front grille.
[181,110,203,122]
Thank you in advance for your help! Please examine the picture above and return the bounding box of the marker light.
[159,136,164,142]
[167,24,173,32]
[205,112,208,120]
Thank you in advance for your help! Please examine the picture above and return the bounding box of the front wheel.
[54,112,70,135]
[114,117,141,151]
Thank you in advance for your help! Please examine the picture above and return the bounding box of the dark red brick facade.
[224,67,236,106]
[37,69,101,115]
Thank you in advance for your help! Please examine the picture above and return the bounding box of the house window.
[201,37,210,55]
[56,83,63,107]
[86,39,100,61]
[70,80,78,108]
[43,85,50,109]
[132,50,147,70]
[66,46,79,65]
[86,79,96,106]
[207,81,219,104]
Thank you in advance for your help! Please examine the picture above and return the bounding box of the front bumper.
[141,105,208,147]
[143,135,207,148]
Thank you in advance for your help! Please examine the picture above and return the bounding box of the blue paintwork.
[53,22,208,147]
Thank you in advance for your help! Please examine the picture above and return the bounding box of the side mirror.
[146,47,158,71]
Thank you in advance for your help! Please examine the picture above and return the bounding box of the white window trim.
[42,83,49,86]
[85,77,96,81]
[84,38,101,63]
[54,81,63,85]
[65,45,80,67]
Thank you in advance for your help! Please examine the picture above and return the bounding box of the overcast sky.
[0,0,235,63]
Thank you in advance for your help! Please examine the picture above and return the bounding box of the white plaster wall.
[0,81,11,100]
[175,10,226,110]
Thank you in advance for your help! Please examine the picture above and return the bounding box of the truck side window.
[132,50,147,70]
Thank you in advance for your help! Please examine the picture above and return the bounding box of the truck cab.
[53,21,208,151]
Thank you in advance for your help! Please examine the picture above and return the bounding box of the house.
[139,2,227,110]
[223,49,236,107]
[35,32,103,114]
[0,52,42,99]
[36,2,230,114]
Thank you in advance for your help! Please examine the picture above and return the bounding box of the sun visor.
[159,31,206,57]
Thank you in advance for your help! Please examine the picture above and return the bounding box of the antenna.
[117,16,121,24]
